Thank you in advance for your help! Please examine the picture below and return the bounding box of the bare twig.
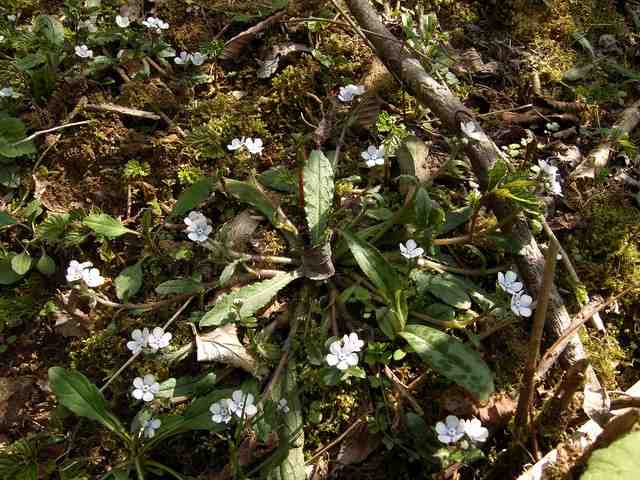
[85,103,162,120]
[515,241,559,434]
[305,417,364,465]
[384,365,424,415]
[11,120,94,146]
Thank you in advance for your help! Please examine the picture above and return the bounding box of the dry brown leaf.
[0,377,35,432]
[336,421,381,466]
[355,94,382,129]
[302,241,335,281]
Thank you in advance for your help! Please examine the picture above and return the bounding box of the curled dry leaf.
[191,323,264,377]
[355,94,382,129]
[336,420,382,466]
[441,386,516,428]
[302,241,335,281]
[257,42,311,79]
[226,209,260,251]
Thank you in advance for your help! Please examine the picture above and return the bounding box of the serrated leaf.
[170,177,214,218]
[200,270,301,327]
[36,254,56,276]
[0,211,17,226]
[11,252,32,275]
[115,262,143,302]
[582,431,640,480]
[83,214,137,239]
[48,367,128,439]
[155,278,204,295]
[411,270,472,310]
[400,324,494,401]
[303,150,334,244]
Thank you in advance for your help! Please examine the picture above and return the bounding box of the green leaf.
[399,324,494,401]
[200,270,301,327]
[170,177,215,218]
[11,252,32,275]
[303,150,334,244]
[33,15,65,47]
[0,254,23,285]
[0,211,17,226]
[155,278,204,296]
[341,229,399,302]
[224,177,298,235]
[83,214,137,239]
[115,261,143,302]
[411,270,471,310]
[439,206,473,235]
[36,254,56,276]
[583,431,640,480]
[414,187,433,228]
[0,115,36,160]
[47,367,128,439]
[258,166,299,194]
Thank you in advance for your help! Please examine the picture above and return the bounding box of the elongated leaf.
[171,177,214,218]
[400,324,494,401]
[48,367,128,438]
[583,431,640,480]
[411,271,471,310]
[200,270,301,327]
[115,261,143,302]
[11,252,32,275]
[0,211,17,226]
[224,177,298,235]
[83,214,137,239]
[342,229,399,302]
[303,150,334,244]
[155,278,204,295]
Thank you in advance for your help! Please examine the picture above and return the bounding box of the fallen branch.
[572,98,640,178]
[85,103,162,120]
[345,0,585,367]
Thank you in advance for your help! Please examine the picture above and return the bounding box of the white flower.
[435,415,465,444]
[132,374,160,402]
[142,417,161,438]
[7,15,16,22]
[82,267,105,287]
[0,87,18,98]
[399,239,424,259]
[537,160,563,196]
[277,398,289,414]
[342,332,364,353]
[184,211,212,243]
[191,52,206,66]
[66,260,93,282]
[75,44,93,59]
[361,145,385,167]
[511,292,533,317]
[147,327,172,352]
[244,137,264,155]
[325,338,359,370]
[126,328,149,354]
[0,35,5,43]
[227,137,246,151]
[460,121,487,142]
[461,417,488,443]
[115,15,130,28]
[497,270,523,295]
[142,16,169,31]
[228,390,258,419]
[537,159,558,177]
[210,399,233,424]
[174,51,191,65]
[337,84,365,102]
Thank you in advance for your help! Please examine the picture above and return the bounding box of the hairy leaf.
[582,431,640,480]
[400,324,494,401]
[155,278,204,296]
[303,150,334,244]
[83,214,137,239]
[10,252,32,275]
[200,270,301,327]
[36,254,56,276]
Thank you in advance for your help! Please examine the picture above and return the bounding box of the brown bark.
[345,0,585,367]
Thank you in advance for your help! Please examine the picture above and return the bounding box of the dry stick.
[10,120,94,146]
[344,0,586,368]
[85,103,162,120]
[514,241,559,435]
[383,365,424,415]
[305,417,364,465]
[572,98,640,178]
[99,297,194,393]
[542,220,605,332]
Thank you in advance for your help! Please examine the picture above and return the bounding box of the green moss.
[68,329,120,378]
[579,325,628,389]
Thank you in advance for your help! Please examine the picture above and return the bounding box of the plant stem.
[143,460,187,480]
[514,240,559,436]
[134,458,145,480]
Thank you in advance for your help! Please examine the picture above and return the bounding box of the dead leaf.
[191,323,265,377]
[355,94,382,129]
[476,392,517,427]
[553,144,583,166]
[0,377,35,432]
[452,48,498,76]
[312,99,336,147]
[220,11,287,61]
[583,365,611,426]
[336,421,382,465]
[226,210,260,250]
[257,43,311,79]
[302,241,335,281]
